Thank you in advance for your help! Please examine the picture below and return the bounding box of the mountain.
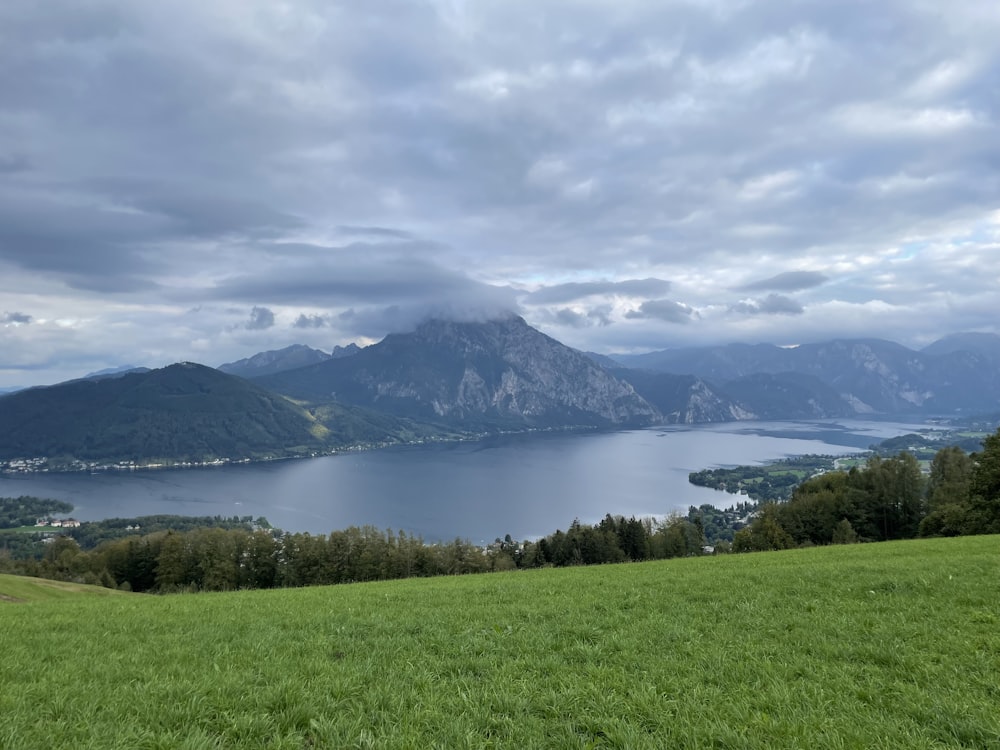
[922,332,1000,363]
[604,368,752,423]
[81,365,152,381]
[614,343,793,381]
[719,372,854,419]
[613,334,1000,416]
[0,362,428,465]
[218,344,334,378]
[259,315,660,429]
[330,343,363,359]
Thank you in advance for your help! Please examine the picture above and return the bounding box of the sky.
[2,0,999,388]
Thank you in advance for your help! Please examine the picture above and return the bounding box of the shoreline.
[0,423,611,476]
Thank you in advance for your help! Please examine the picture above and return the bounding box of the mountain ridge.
[612,333,1000,415]
[0,362,439,467]
[259,315,662,428]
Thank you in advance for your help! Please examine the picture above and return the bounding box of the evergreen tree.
[920,446,974,536]
[969,428,1000,533]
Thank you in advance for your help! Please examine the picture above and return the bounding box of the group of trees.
[688,455,834,503]
[515,514,708,569]
[732,429,1000,551]
[2,526,502,593]
[1,512,712,593]
[0,496,73,528]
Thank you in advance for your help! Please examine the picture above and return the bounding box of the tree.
[831,518,858,544]
[864,453,925,540]
[926,446,973,511]
[155,530,188,590]
[969,428,1000,533]
[781,471,852,545]
[733,504,794,553]
[920,446,974,537]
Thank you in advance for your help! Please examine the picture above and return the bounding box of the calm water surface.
[0,419,926,542]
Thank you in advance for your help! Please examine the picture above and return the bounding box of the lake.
[0,419,927,542]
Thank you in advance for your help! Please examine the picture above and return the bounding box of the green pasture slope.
[0,573,127,603]
[2,537,998,749]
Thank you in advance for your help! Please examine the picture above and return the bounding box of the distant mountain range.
[218,343,361,379]
[3,320,999,468]
[613,333,1000,416]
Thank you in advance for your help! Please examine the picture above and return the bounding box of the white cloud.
[836,104,982,137]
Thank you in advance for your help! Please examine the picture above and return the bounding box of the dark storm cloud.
[736,271,829,293]
[730,294,805,316]
[524,278,672,305]
[245,306,275,330]
[624,299,697,324]
[2,312,32,324]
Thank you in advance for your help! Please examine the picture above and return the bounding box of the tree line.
[732,429,1000,551]
[0,511,711,593]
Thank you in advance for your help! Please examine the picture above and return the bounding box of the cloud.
[202,242,516,308]
[730,294,805,316]
[539,306,614,329]
[245,306,275,330]
[336,226,414,240]
[735,271,829,292]
[0,154,30,174]
[524,278,672,305]
[625,299,697,324]
[1,0,999,385]
[2,311,32,325]
[294,314,329,329]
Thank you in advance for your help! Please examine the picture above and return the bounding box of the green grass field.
[0,573,127,603]
[2,537,998,749]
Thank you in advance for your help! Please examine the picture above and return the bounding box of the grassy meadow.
[0,573,127,603]
[2,536,998,749]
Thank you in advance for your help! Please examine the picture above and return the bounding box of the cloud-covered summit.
[1,0,998,386]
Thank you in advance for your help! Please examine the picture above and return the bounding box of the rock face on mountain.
[614,334,1000,416]
[605,368,752,423]
[260,316,660,428]
[719,372,854,419]
[218,344,333,378]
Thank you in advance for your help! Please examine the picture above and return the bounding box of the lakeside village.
[0,432,503,475]
[1,456,254,474]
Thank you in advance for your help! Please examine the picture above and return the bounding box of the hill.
[0,573,127,603]
[260,315,661,428]
[1,536,997,748]
[0,362,432,466]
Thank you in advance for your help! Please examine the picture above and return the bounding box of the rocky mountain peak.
[261,315,661,428]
